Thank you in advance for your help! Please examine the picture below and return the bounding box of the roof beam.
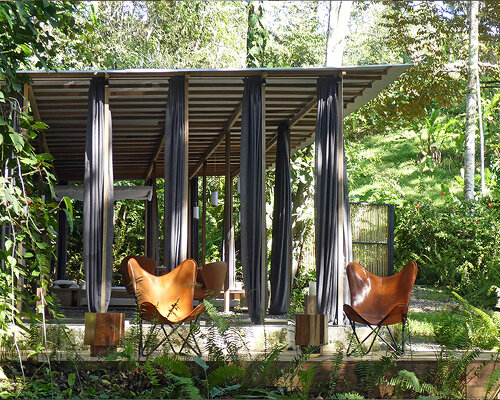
[144,133,165,181]
[188,101,242,180]
[265,95,317,151]
[231,95,318,179]
[26,85,58,179]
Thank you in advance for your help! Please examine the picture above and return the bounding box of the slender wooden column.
[201,162,207,266]
[223,130,235,312]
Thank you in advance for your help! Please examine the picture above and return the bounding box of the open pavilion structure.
[20,65,410,324]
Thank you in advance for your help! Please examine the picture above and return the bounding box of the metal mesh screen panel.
[350,203,393,277]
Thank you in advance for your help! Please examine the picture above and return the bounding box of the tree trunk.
[477,73,486,196]
[464,0,479,202]
[325,1,353,66]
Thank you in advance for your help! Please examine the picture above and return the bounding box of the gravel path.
[409,285,458,313]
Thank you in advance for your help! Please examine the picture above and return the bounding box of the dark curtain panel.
[84,77,114,313]
[269,124,292,315]
[315,76,352,324]
[189,178,199,263]
[164,76,187,271]
[145,177,160,264]
[56,206,68,280]
[240,76,266,324]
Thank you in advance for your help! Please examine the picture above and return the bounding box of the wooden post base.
[90,345,117,357]
[84,312,125,356]
[295,313,328,346]
[304,294,317,314]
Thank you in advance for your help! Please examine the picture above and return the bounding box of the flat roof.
[20,65,411,181]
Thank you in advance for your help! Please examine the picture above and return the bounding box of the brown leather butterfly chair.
[193,261,227,301]
[126,257,204,356]
[121,255,157,295]
[344,261,418,356]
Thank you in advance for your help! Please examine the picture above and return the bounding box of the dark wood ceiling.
[23,65,410,182]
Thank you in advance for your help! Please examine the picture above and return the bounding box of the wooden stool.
[295,313,328,346]
[84,312,125,356]
[295,293,328,347]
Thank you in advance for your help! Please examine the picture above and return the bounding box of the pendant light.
[211,152,219,206]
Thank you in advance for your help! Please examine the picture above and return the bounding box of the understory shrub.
[395,195,500,308]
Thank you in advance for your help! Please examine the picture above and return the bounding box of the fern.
[203,299,250,365]
[332,392,365,399]
[165,371,202,399]
[278,345,318,392]
[208,365,245,388]
[260,344,287,383]
[355,354,397,398]
[452,291,499,349]
[485,365,500,399]
[143,360,159,387]
[298,364,317,398]
[389,369,422,393]
[152,353,192,378]
[328,347,344,393]
[433,348,481,398]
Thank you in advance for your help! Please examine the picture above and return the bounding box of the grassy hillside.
[346,129,464,205]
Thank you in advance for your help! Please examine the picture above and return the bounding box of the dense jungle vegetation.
[0,1,499,398]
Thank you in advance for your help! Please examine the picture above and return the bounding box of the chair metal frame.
[138,314,202,357]
[346,311,407,356]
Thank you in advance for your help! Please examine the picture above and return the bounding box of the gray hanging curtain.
[269,123,292,315]
[189,178,199,263]
[164,76,187,271]
[240,76,266,324]
[56,205,68,281]
[145,176,159,264]
[84,77,114,313]
[315,76,352,324]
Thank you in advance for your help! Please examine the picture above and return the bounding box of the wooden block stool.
[84,312,125,356]
[295,313,328,346]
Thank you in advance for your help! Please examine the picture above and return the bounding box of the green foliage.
[56,2,247,70]
[389,369,435,398]
[355,354,397,398]
[327,347,345,394]
[431,348,481,399]
[246,2,267,68]
[203,300,249,365]
[0,1,79,355]
[485,357,500,399]
[394,197,500,308]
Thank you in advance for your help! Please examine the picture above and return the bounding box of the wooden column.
[201,162,207,266]
[223,130,235,312]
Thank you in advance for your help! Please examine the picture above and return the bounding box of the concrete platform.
[4,312,498,399]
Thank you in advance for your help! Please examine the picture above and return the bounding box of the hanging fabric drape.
[189,178,199,263]
[315,76,352,324]
[145,176,160,264]
[56,205,68,281]
[83,77,114,313]
[269,123,292,315]
[164,76,188,271]
[240,76,266,324]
